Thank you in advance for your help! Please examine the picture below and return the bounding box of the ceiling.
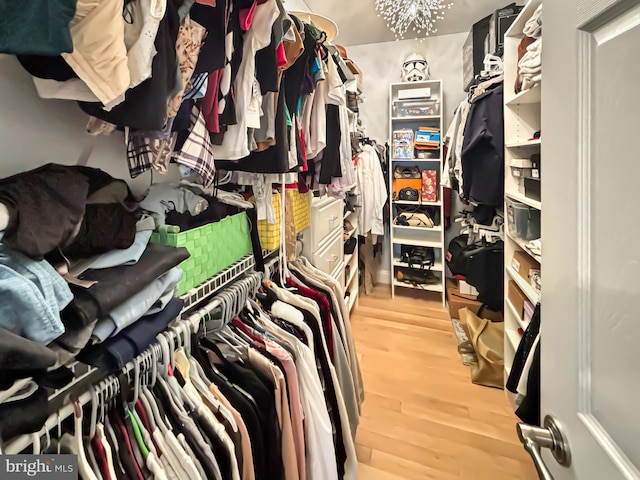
[302,0,513,46]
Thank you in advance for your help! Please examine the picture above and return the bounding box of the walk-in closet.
[1,0,638,478]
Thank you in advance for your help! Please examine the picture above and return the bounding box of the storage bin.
[506,198,540,241]
[509,158,532,178]
[526,153,541,179]
[524,178,541,202]
[394,99,439,117]
[510,155,540,179]
[254,190,311,251]
[151,212,253,296]
[415,130,441,143]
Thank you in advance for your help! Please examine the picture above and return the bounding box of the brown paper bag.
[458,308,505,388]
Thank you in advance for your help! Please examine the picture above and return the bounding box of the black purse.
[398,187,419,201]
[400,246,435,269]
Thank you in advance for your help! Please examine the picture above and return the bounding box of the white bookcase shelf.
[388,80,445,303]
[503,0,542,383]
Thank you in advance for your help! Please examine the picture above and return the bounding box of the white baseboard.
[377,269,391,285]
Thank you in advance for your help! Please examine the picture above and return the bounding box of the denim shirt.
[0,245,72,344]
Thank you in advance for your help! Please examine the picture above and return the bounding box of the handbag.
[400,246,435,269]
[394,211,434,228]
[397,187,419,201]
[458,308,504,388]
[396,267,439,285]
[393,165,421,179]
[394,205,435,228]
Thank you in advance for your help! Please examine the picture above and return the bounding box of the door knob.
[517,415,571,480]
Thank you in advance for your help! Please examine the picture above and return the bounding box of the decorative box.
[421,169,438,202]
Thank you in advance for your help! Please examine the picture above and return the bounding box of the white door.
[527,0,640,478]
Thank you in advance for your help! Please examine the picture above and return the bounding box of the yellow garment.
[62,0,130,106]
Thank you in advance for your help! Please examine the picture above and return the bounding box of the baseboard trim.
[377,269,391,285]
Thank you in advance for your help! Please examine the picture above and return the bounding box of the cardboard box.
[511,250,540,284]
[447,278,503,322]
[392,178,422,199]
[508,280,526,318]
[459,279,479,296]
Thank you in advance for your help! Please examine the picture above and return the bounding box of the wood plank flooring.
[352,287,537,480]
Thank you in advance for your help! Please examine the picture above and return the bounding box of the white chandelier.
[375,0,454,39]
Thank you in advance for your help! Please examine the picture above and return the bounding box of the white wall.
[347,32,468,143]
[0,55,179,194]
[283,0,313,12]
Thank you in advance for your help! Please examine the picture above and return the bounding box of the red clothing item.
[276,43,287,67]
[298,124,308,171]
[135,400,161,455]
[231,317,265,345]
[113,414,145,480]
[287,280,334,360]
[91,435,112,480]
[201,68,223,133]
[239,1,257,30]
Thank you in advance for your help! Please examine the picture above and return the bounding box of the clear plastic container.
[506,198,541,241]
[394,99,439,117]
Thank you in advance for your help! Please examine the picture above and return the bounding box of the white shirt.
[357,145,387,237]
[212,0,279,160]
[124,0,166,88]
[306,55,328,159]
[442,100,466,190]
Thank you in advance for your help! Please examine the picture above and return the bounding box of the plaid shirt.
[126,118,176,178]
[174,105,216,186]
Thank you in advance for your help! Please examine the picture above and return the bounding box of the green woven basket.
[150,212,252,296]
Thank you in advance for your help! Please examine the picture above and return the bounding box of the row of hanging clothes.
[443,54,505,316]
[3,254,364,480]
[442,54,505,208]
[446,207,505,312]
[1,0,363,199]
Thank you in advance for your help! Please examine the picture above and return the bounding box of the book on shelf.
[392,129,414,159]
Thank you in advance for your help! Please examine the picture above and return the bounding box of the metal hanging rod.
[3,256,269,455]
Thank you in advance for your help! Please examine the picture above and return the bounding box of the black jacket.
[461,82,504,207]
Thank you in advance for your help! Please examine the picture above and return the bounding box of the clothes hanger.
[89,385,99,440]
[71,396,99,480]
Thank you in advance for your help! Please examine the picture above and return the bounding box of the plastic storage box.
[151,212,253,296]
[506,198,541,241]
[394,99,439,117]
[509,158,533,178]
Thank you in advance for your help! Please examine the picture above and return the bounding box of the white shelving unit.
[503,0,542,380]
[388,80,445,304]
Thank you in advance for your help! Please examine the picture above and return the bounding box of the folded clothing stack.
[0,166,194,441]
[515,5,542,93]
[518,39,541,92]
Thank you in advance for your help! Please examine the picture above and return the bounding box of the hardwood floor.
[352,287,537,480]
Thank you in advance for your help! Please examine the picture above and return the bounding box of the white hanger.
[89,386,99,440]
[72,397,99,480]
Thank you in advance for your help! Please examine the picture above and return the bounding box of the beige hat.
[289,11,338,42]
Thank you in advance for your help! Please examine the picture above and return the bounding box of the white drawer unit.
[301,195,360,315]
[308,196,344,250]
[311,227,344,276]
[301,196,344,259]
